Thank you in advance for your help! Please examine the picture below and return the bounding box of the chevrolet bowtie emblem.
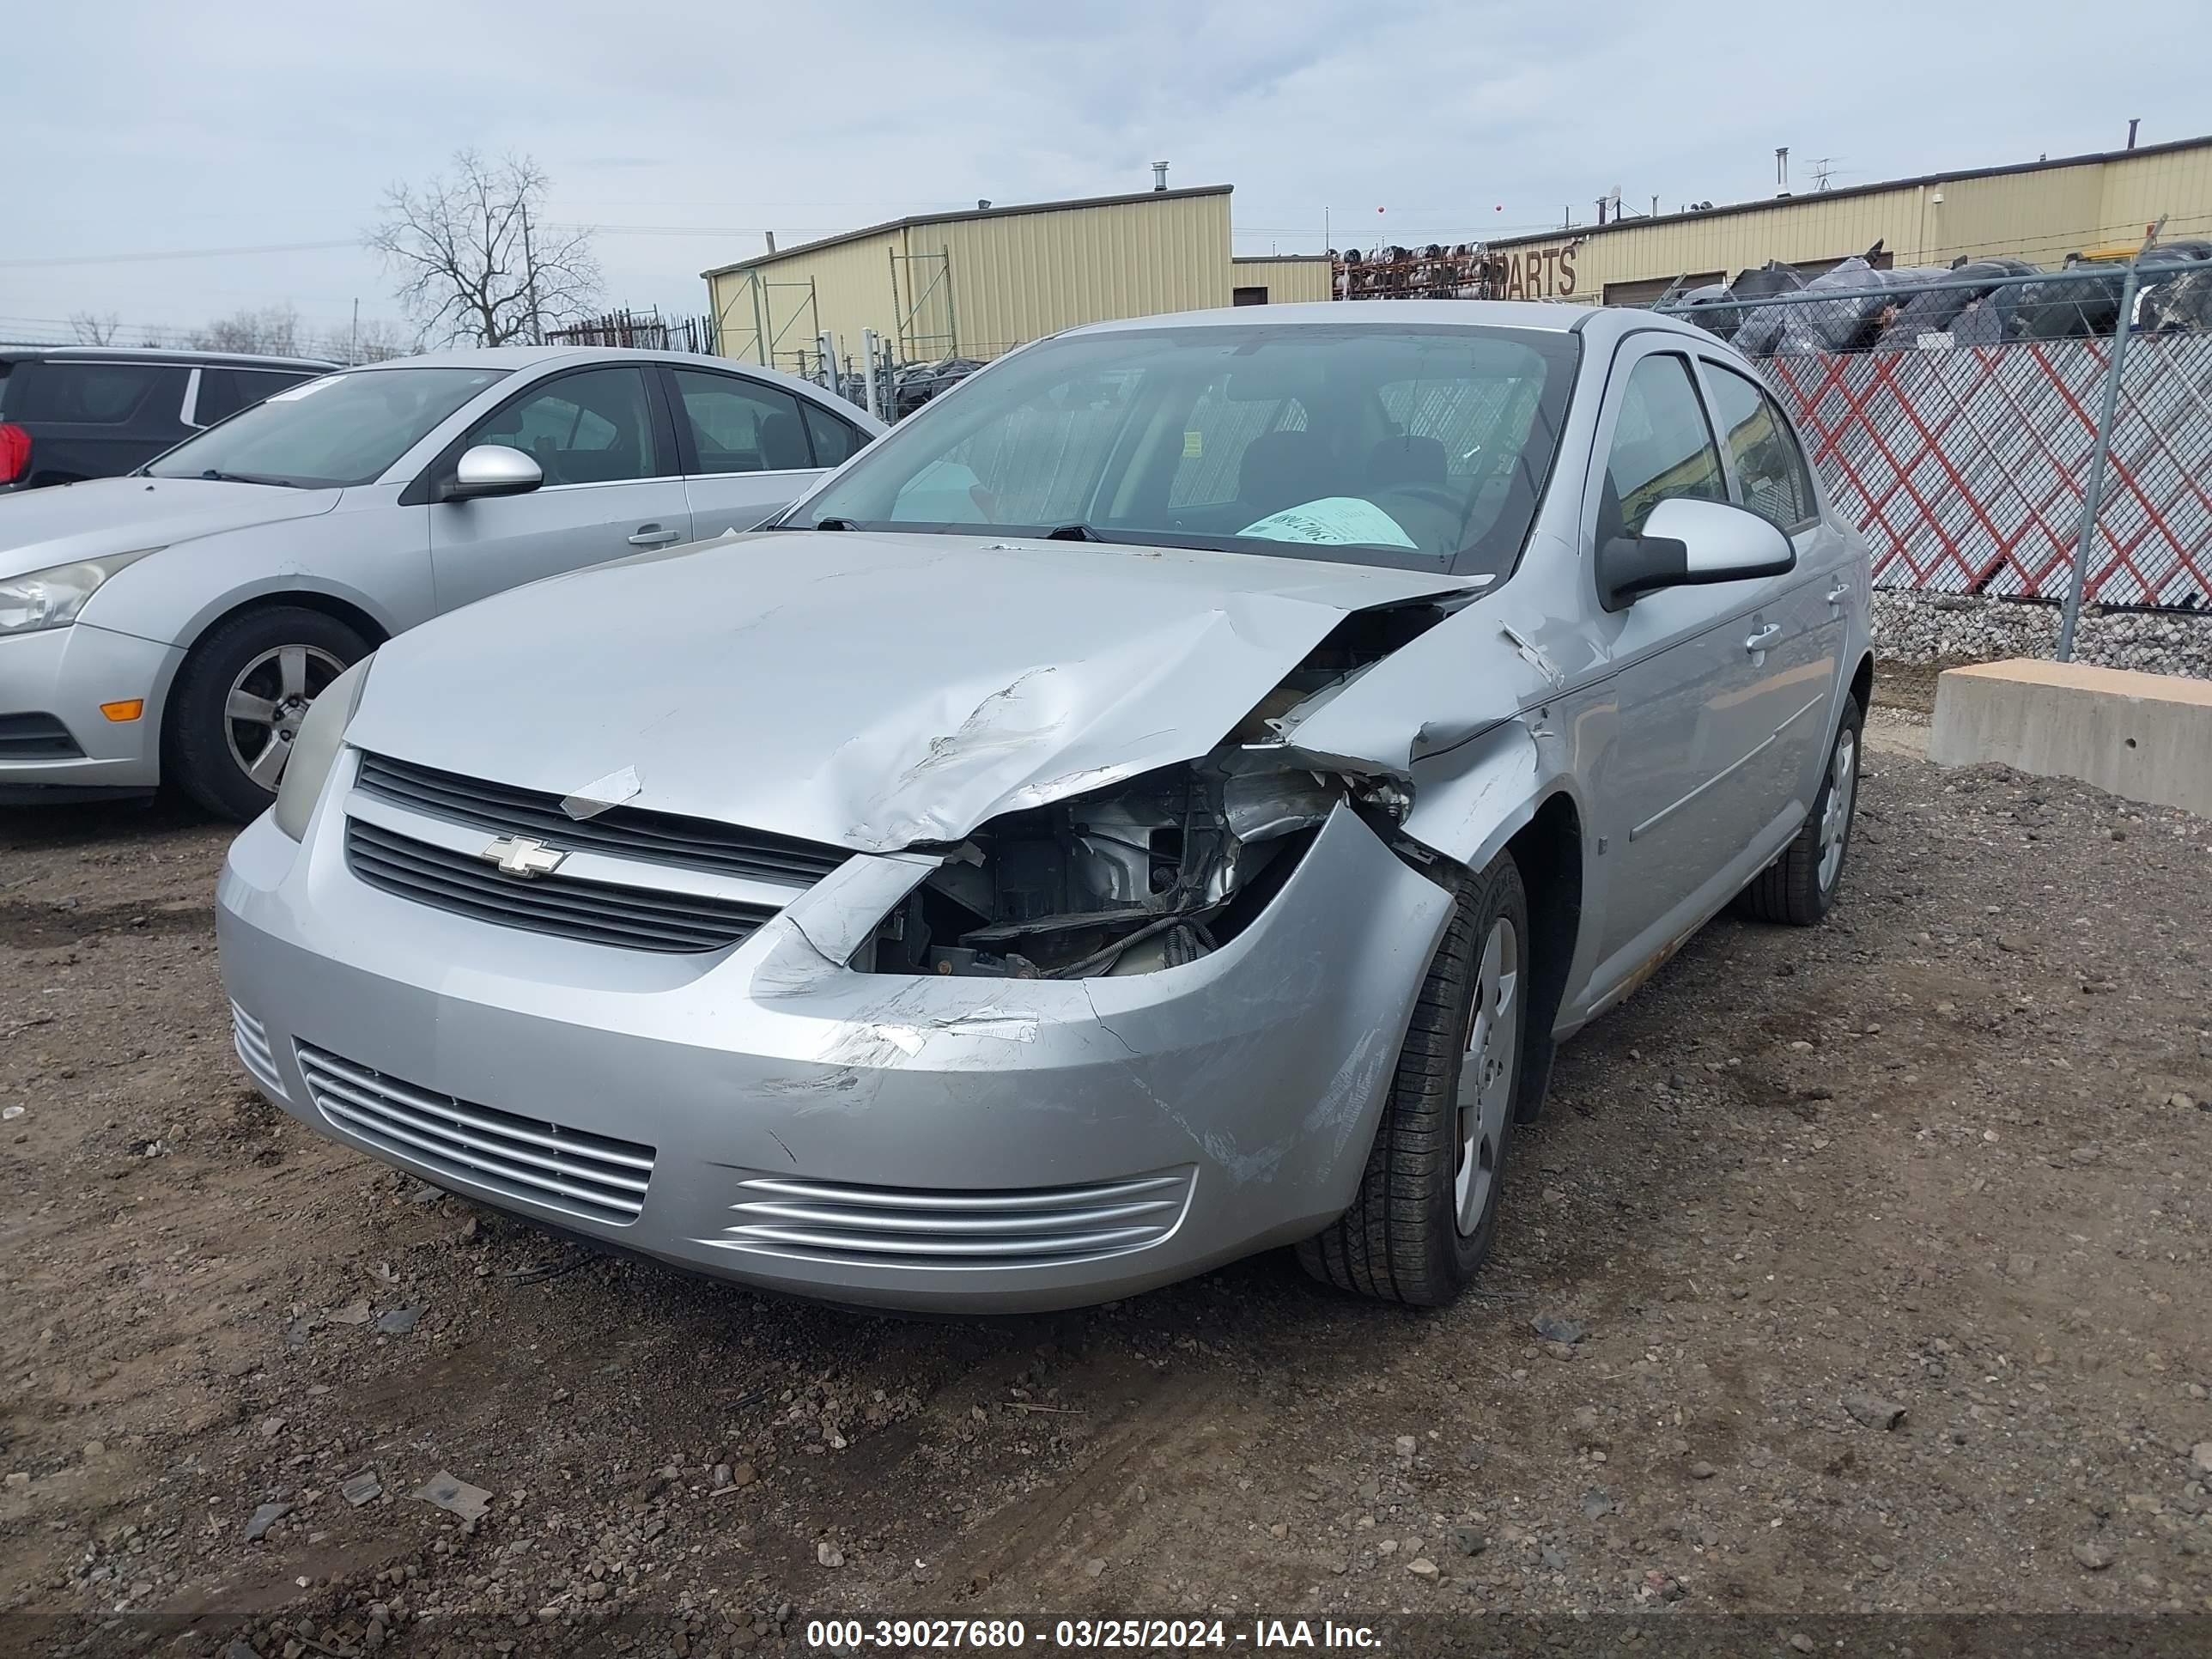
[479,835,568,878]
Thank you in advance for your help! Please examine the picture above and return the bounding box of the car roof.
[0,345,340,370]
[1059,299,1710,349]
[374,343,809,373]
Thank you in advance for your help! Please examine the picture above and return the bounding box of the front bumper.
[216,775,1451,1313]
[0,623,178,799]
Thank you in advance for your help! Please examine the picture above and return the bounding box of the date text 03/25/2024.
[802,1618,1382,1650]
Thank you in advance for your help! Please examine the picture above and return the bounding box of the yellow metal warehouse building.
[1480,135,2212,307]
[701,185,1331,372]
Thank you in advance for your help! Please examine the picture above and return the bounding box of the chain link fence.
[1656,251,2212,622]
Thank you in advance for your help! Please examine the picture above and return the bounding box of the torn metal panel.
[347,533,1475,855]
[1398,718,1589,878]
[1266,598,1562,778]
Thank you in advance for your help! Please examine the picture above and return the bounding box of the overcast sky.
[7,0,2198,350]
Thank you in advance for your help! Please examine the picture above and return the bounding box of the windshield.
[790,322,1577,574]
[144,366,509,488]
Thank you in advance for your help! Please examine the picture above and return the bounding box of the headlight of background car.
[271,653,374,842]
[0,549,163,635]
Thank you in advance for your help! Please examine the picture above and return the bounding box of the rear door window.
[197,368,319,427]
[7,361,182,424]
[670,369,811,474]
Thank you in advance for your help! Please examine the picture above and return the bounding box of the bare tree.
[318,318,412,365]
[189,303,303,356]
[69,311,122,345]
[366,151,599,347]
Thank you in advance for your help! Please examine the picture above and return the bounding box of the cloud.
[3,0,2199,343]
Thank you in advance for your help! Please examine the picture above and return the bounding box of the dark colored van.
[0,348,338,493]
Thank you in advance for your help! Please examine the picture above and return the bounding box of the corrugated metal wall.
[2100,147,2212,246]
[1231,257,1334,305]
[1488,144,2212,305]
[708,192,1235,365]
[708,230,904,368]
[936,191,1231,355]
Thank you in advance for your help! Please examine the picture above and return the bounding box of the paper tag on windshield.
[561,764,642,821]
[1182,430,1203,459]
[266,378,336,402]
[1238,496,1417,550]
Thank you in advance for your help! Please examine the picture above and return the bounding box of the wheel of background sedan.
[166,605,368,822]
[1735,695,1864,927]
[1295,848,1529,1307]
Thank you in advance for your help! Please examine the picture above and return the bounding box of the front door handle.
[1744,623,1782,654]
[628,525,681,547]
[1826,581,1850,606]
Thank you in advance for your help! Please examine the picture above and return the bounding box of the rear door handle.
[628,525,681,547]
[1744,623,1782,654]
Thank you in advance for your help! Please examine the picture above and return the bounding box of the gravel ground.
[3,745,2210,1657]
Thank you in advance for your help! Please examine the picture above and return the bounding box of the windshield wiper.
[196,469,295,488]
[1042,522,1104,541]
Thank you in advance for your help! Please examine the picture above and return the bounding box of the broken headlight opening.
[860,599,1459,980]
[860,757,1375,979]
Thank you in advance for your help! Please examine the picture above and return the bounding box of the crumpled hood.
[0,477,339,580]
[349,531,1476,851]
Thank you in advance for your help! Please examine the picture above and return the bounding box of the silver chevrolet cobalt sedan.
[216,302,1872,1313]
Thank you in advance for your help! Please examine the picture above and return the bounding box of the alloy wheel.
[1817,727,1857,894]
[222,644,345,793]
[1455,915,1521,1236]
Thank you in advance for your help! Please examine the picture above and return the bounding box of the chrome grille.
[355,752,848,887]
[714,1169,1195,1270]
[229,1001,285,1099]
[296,1044,653,1224]
[345,818,775,953]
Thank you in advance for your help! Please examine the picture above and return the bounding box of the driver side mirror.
[443,444,543,501]
[1598,495,1795,612]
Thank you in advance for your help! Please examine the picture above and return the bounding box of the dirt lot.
[3,731,2211,1656]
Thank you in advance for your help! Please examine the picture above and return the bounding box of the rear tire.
[1736,696,1863,926]
[167,606,368,822]
[1297,849,1530,1306]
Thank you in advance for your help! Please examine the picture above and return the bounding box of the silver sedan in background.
[0,346,882,817]
[217,302,1872,1314]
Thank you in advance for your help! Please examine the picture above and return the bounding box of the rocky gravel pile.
[1874,589,2212,678]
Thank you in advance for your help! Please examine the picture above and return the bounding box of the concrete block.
[1929,658,2212,817]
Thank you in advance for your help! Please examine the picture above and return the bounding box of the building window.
[1232,286,1268,306]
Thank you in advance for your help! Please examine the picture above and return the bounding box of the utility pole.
[350,298,359,364]
[520,202,544,345]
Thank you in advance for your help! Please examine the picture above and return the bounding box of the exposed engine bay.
[862,601,1453,978]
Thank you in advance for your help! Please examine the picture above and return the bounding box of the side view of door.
[1690,355,1851,823]
[421,364,694,612]
[1570,336,1834,1016]
[661,366,872,538]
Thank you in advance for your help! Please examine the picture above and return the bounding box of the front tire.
[1297,850,1530,1306]
[1737,695,1863,926]
[167,606,368,822]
